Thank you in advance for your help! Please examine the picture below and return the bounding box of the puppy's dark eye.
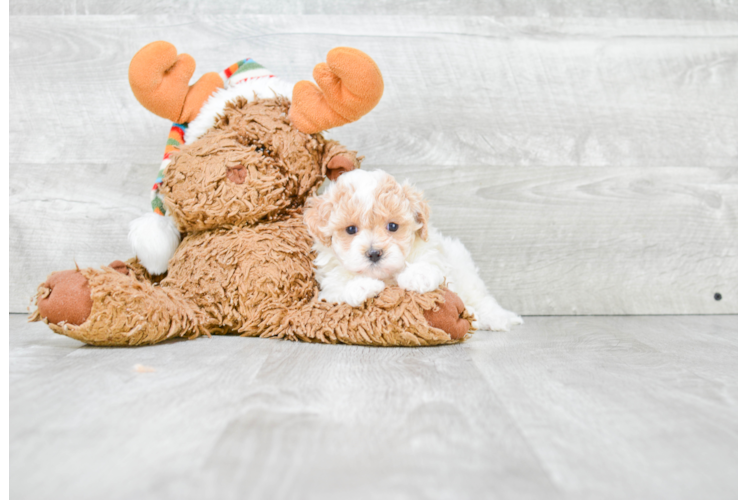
[346,226,358,235]
[387,222,399,232]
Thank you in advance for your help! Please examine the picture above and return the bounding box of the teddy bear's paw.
[396,263,443,294]
[423,289,471,340]
[35,270,93,326]
[342,277,386,307]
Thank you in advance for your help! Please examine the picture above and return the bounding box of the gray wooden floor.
[10,314,737,500]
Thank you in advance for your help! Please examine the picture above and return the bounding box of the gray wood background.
[9,2,737,315]
[10,314,737,500]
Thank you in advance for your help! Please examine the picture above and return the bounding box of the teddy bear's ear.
[303,196,334,246]
[325,154,357,181]
[129,41,224,123]
[289,47,384,134]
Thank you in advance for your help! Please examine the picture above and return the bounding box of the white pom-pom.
[128,213,181,275]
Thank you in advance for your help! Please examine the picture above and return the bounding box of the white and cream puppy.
[303,169,522,331]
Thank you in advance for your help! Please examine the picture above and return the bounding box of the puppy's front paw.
[396,263,443,294]
[343,277,386,307]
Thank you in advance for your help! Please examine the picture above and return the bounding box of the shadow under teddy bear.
[30,42,472,346]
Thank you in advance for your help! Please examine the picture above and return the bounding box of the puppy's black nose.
[366,249,383,263]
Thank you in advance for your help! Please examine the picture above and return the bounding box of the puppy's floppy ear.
[402,183,430,241]
[304,195,334,246]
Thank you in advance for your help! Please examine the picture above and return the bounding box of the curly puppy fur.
[31,96,474,346]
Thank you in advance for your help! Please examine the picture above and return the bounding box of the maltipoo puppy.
[303,169,522,331]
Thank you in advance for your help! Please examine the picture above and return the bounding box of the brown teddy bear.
[29,41,472,346]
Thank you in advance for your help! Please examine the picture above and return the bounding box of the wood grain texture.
[10,162,154,314]
[10,16,736,167]
[737,180,748,314]
[9,14,737,314]
[11,163,737,315]
[468,315,737,499]
[737,18,748,312]
[10,314,737,500]
[397,164,737,315]
[9,0,739,18]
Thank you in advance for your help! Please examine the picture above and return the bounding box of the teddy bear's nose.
[226,165,247,184]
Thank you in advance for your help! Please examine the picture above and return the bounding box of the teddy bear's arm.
[261,286,473,346]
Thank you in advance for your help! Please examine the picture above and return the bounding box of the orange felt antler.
[128,41,224,124]
[289,47,384,134]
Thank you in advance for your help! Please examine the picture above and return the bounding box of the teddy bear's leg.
[261,286,473,347]
[30,264,207,346]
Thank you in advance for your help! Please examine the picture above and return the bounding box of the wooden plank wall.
[9,2,737,315]
[736,21,748,318]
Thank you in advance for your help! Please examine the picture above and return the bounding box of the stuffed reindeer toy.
[30,41,472,346]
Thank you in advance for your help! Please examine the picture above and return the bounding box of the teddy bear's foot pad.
[36,270,92,326]
[424,289,472,340]
[35,261,129,326]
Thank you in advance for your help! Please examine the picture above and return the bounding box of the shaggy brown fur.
[163,97,360,232]
[31,97,474,347]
